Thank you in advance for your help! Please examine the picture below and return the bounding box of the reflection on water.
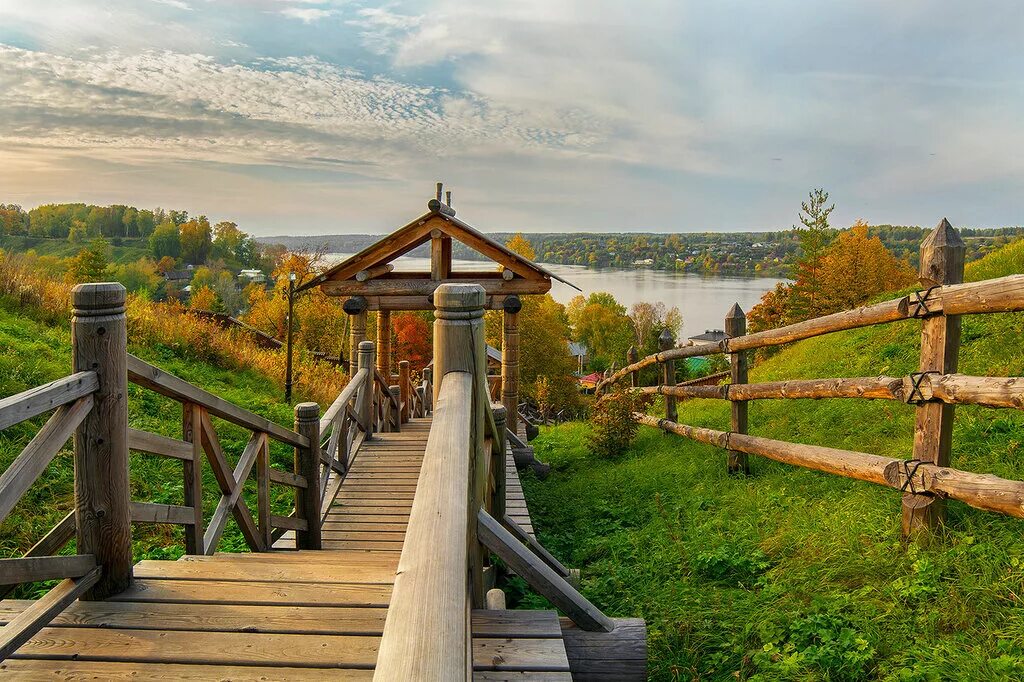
[324,253,785,339]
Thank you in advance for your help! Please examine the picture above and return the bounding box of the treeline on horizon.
[265,224,1024,277]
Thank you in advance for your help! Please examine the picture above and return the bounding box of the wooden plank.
[322,278,546,297]
[478,510,613,633]
[0,511,77,599]
[107,579,391,607]
[472,638,570,672]
[558,617,647,681]
[130,502,195,525]
[0,660,373,680]
[323,522,408,533]
[127,428,192,461]
[204,431,265,552]
[133,560,396,585]
[8,627,381,668]
[0,555,96,586]
[322,541,404,551]
[0,568,101,660]
[471,610,563,638]
[503,517,569,578]
[0,372,98,431]
[473,673,572,681]
[271,514,309,532]
[270,467,307,489]
[127,354,307,449]
[0,396,92,524]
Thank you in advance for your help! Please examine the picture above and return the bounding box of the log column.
[726,303,750,475]
[294,402,322,550]
[344,296,367,377]
[434,283,488,607]
[659,329,677,423]
[376,310,391,381]
[356,340,376,441]
[501,295,522,435]
[72,282,132,599]
[904,218,964,538]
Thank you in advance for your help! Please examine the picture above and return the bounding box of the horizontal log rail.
[640,373,1024,410]
[599,273,1024,394]
[636,414,1024,519]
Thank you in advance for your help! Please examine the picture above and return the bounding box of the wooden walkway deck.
[0,417,572,680]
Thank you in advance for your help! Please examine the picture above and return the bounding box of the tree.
[213,221,245,263]
[179,216,212,264]
[393,313,432,370]
[112,257,161,295]
[66,239,110,284]
[816,220,916,313]
[189,285,217,311]
[150,221,181,260]
[568,292,633,370]
[791,188,836,318]
[505,233,536,261]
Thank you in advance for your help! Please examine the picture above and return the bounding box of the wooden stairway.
[0,418,573,680]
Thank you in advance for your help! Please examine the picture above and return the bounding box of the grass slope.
[525,241,1024,680]
[0,235,150,264]
[0,299,302,588]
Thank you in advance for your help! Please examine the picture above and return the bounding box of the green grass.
[0,235,151,264]
[524,244,1024,680]
[0,297,302,586]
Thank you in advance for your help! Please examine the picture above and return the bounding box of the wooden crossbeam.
[0,371,98,431]
[0,567,101,661]
[199,413,266,552]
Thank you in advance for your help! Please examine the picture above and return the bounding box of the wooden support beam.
[321,277,549,297]
[399,360,411,423]
[0,567,101,661]
[725,303,749,476]
[477,509,614,633]
[346,301,367,377]
[181,402,204,555]
[376,310,391,381]
[355,263,395,282]
[559,617,647,682]
[72,282,132,600]
[905,218,965,538]
[502,297,522,434]
[294,403,323,550]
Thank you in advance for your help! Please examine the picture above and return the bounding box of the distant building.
[567,341,588,374]
[688,329,727,344]
[163,270,192,283]
[239,269,266,284]
[632,258,654,266]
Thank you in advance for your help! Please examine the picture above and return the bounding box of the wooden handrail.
[320,368,367,433]
[127,354,308,449]
[0,371,98,431]
[639,373,1024,410]
[374,371,473,681]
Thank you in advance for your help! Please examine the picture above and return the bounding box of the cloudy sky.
[0,1,1021,235]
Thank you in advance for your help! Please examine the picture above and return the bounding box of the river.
[324,254,785,340]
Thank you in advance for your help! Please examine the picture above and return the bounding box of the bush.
[587,388,653,458]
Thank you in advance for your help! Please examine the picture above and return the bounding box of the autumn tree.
[393,313,432,370]
[179,216,213,264]
[504,233,536,261]
[65,238,110,284]
[816,220,916,312]
[149,221,181,260]
[568,292,634,371]
[189,285,218,311]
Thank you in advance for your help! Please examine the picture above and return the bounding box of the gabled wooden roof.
[299,200,579,295]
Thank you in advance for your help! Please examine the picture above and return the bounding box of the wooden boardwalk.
[0,418,572,679]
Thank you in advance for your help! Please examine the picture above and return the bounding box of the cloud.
[150,0,192,10]
[279,7,338,23]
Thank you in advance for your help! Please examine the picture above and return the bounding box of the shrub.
[587,388,653,458]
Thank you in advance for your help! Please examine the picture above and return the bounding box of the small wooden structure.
[299,184,578,433]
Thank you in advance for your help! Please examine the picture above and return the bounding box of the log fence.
[598,220,1024,537]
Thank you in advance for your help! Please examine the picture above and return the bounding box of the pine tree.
[791,188,836,317]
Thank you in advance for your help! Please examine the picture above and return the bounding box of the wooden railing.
[374,283,615,681]
[599,221,1024,537]
[0,283,394,659]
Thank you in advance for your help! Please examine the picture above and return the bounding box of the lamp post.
[285,271,296,404]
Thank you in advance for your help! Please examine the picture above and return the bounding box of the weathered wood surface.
[0,555,97,586]
[0,371,98,431]
[725,303,749,475]
[127,354,307,449]
[559,617,647,682]
[636,413,1024,518]
[0,568,101,661]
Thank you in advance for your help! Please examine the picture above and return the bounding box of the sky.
[0,0,1021,236]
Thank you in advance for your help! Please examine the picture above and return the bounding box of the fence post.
[491,404,508,522]
[294,402,322,550]
[388,385,401,432]
[357,340,376,441]
[725,303,750,475]
[904,219,965,538]
[422,366,433,415]
[659,329,677,423]
[433,283,488,608]
[627,346,639,388]
[72,282,133,599]
[376,310,392,381]
[399,360,411,423]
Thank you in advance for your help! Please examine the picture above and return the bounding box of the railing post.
[388,385,401,432]
[627,346,639,388]
[434,283,488,608]
[294,402,322,550]
[659,329,677,423]
[72,282,132,599]
[399,360,411,423]
[492,404,507,522]
[422,366,433,415]
[357,340,375,441]
[501,295,521,435]
[904,218,965,539]
[725,303,750,475]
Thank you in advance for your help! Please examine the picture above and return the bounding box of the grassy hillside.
[524,240,1024,680]
[0,235,150,264]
